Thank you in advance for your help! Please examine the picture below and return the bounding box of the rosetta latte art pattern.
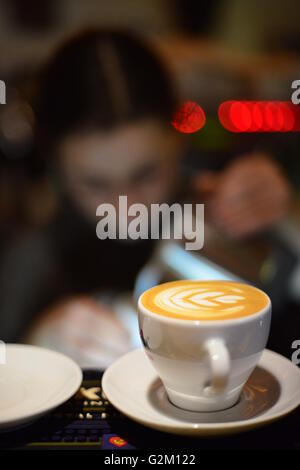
[140,280,269,320]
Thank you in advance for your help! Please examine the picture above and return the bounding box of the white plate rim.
[102,348,300,436]
[0,344,82,428]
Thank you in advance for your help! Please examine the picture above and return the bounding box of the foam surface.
[140,280,269,320]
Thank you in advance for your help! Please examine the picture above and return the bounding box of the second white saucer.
[102,348,300,436]
[0,344,82,431]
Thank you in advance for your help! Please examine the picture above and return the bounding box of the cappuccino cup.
[138,280,271,412]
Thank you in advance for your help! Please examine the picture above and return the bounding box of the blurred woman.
[0,29,290,365]
[0,30,181,363]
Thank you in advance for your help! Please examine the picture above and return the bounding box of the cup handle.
[203,338,230,396]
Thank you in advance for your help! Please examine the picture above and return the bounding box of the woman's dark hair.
[35,29,176,143]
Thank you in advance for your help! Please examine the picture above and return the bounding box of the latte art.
[140,280,269,320]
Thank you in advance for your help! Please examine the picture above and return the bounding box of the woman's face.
[57,120,181,221]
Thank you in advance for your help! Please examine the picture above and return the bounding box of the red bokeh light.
[229,102,252,132]
[218,101,300,133]
[279,102,295,131]
[171,101,206,134]
[249,102,263,131]
[218,101,234,132]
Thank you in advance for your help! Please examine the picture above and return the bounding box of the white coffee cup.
[138,281,271,412]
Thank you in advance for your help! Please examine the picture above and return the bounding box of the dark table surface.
[0,301,299,451]
[0,366,299,451]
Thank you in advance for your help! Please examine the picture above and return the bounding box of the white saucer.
[0,344,82,431]
[102,348,300,436]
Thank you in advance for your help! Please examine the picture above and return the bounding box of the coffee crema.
[140,280,269,320]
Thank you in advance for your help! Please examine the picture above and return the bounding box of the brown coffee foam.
[140,280,269,320]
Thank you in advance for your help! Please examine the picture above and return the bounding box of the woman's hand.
[26,296,132,368]
[194,153,291,239]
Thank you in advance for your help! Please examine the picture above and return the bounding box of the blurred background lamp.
[171,100,206,134]
[218,101,300,133]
